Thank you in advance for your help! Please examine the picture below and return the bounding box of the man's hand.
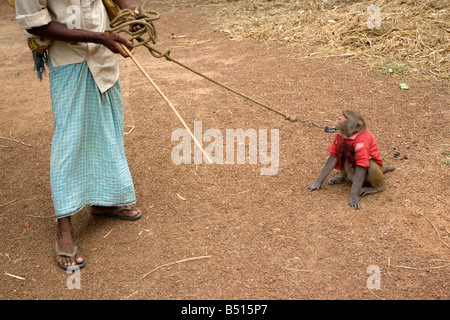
[113,0,141,15]
[101,31,134,57]
[128,4,141,16]
[113,0,142,32]
[127,3,143,32]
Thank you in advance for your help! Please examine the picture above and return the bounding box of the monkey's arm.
[349,165,367,209]
[307,155,337,191]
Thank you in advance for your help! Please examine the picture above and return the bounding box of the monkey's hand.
[349,195,361,210]
[307,182,321,191]
[308,156,337,191]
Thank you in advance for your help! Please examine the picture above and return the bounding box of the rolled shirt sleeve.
[15,0,52,29]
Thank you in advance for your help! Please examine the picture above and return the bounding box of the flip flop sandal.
[90,204,142,221]
[55,244,86,271]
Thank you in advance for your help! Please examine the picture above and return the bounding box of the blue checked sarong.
[49,61,136,219]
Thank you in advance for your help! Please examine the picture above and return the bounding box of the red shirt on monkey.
[328,129,384,171]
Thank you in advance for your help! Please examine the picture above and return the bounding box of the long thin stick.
[0,197,19,208]
[392,264,450,270]
[417,212,450,249]
[134,255,212,284]
[121,44,212,164]
[4,272,25,280]
[281,267,314,272]
[0,132,33,147]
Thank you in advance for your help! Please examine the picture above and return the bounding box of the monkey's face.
[335,112,348,131]
[335,110,366,138]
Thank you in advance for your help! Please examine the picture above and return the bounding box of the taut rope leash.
[107,9,336,133]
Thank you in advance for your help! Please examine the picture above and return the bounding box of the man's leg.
[55,216,84,268]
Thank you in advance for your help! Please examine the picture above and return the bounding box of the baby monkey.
[308,110,394,209]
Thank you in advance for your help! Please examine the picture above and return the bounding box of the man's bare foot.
[90,204,142,220]
[55,217,84,270]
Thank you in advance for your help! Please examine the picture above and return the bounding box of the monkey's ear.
[343,121,352,137]
[355,121,364,132]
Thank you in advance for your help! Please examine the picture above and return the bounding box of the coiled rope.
[107,9,336,133]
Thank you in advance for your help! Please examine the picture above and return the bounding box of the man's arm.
[26,22,133,57]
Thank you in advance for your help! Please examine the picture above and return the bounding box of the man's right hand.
[101,31,134,57]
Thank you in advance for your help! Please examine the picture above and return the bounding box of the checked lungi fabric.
[49,61,136,219]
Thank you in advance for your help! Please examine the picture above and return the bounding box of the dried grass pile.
[212,0,449,82]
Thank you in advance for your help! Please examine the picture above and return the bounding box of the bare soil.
[0,1,448,300]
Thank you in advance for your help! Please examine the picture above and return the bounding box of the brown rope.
[108,9,169,58]
[107,9,336,133]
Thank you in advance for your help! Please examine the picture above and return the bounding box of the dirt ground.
[0,1,448,301]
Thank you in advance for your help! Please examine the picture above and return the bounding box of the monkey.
[307,110,395,209]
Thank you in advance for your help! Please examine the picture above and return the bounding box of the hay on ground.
[211,0,449,82]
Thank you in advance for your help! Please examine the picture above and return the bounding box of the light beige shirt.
[15,0,119,93]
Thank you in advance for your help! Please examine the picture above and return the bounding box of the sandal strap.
[55,245,78,258]
[110,204,132,215]
[91,204,133,215]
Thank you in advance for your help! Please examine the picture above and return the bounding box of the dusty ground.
[0,1,449,301]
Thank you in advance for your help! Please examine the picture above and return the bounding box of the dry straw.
[174,0,449,82]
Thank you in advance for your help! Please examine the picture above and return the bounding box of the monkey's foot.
[307,182,321,191]
[360,187,384,196]
[328,176,347,185]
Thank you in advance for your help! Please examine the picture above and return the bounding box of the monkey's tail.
[383,165,395,173]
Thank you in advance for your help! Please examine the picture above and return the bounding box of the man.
[15,0,143,270]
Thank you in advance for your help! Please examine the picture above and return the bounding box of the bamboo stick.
[121,44,212,164]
